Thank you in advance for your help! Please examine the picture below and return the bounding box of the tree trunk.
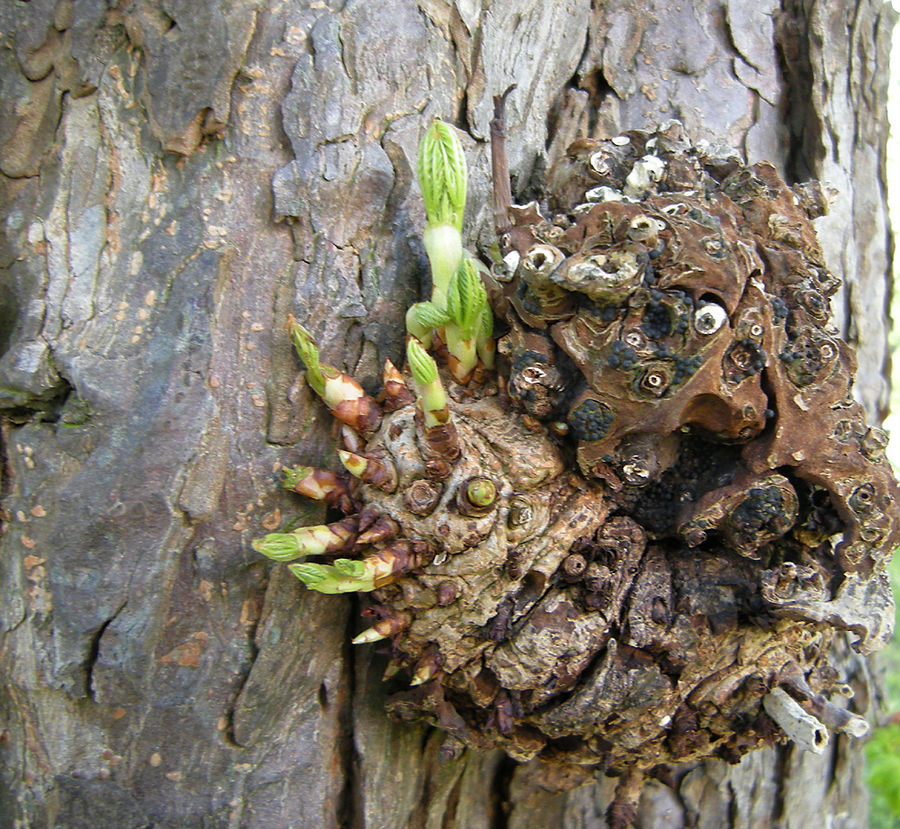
[0,1,893,827]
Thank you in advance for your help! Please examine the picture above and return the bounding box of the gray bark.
[0,1,893,827]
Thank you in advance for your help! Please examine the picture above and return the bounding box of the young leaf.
[418,121,467,231]
[447,258,488,337]
[414,301,451,329]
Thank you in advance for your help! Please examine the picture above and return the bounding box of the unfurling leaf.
[418,121,467,232]
[414,301,452,329]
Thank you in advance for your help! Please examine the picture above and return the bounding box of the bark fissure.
[774,1,822,183]
[491,754,517,829]
[86,601,126,700]
[340,596,360,829]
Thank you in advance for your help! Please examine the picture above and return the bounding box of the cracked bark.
[0,0,893,826]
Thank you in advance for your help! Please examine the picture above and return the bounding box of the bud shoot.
[407,339,450,429]
[418,121,467,231]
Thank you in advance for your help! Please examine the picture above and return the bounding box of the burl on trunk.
[252,112,897,825]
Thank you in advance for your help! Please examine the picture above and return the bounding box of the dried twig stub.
[763,688,829,754]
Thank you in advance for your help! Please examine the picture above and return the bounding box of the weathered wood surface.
[0,1,893,826]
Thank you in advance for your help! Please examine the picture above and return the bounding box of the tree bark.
[0,1,893,827]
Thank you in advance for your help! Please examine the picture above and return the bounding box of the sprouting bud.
[288,315,326,397]
[410,666,435,686]
[368,541,426,584]
[466,477,497,507]
[283,465,324,495]
[288,542,425,595]
[352,627,388,644]
[418,122,468,306]
[287,316,382,436]
[333,559,369,579]
[251,533,309,562]
[352,614,409,644]
[444,258,491,383]
[406,301,453,349]
[288,563,329,588]
[406,304,433,347]
[282,466,348,509]
[252,519,356,560]
[337,450,398,492]
[337,449,368,479]
[406,341,460,466]
[477,305,496,370]
[418,121,467,232]
[410,654,440,686]
[288,558,377,594]
[407,337,438,385]
[446,259,488,338]
[382,359,415,411]
[407,338,451,429]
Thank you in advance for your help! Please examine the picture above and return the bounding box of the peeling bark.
[0,1,893,826]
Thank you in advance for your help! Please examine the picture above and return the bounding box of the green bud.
[288,317,326,397]
[446,258,487,338]
[407,338,438,386]
[287,561,377,594]
[418,121,467,231]
[253,523,354,561]
[407,338,450,428]
[252,533,302,561]
[466,477,497,507]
